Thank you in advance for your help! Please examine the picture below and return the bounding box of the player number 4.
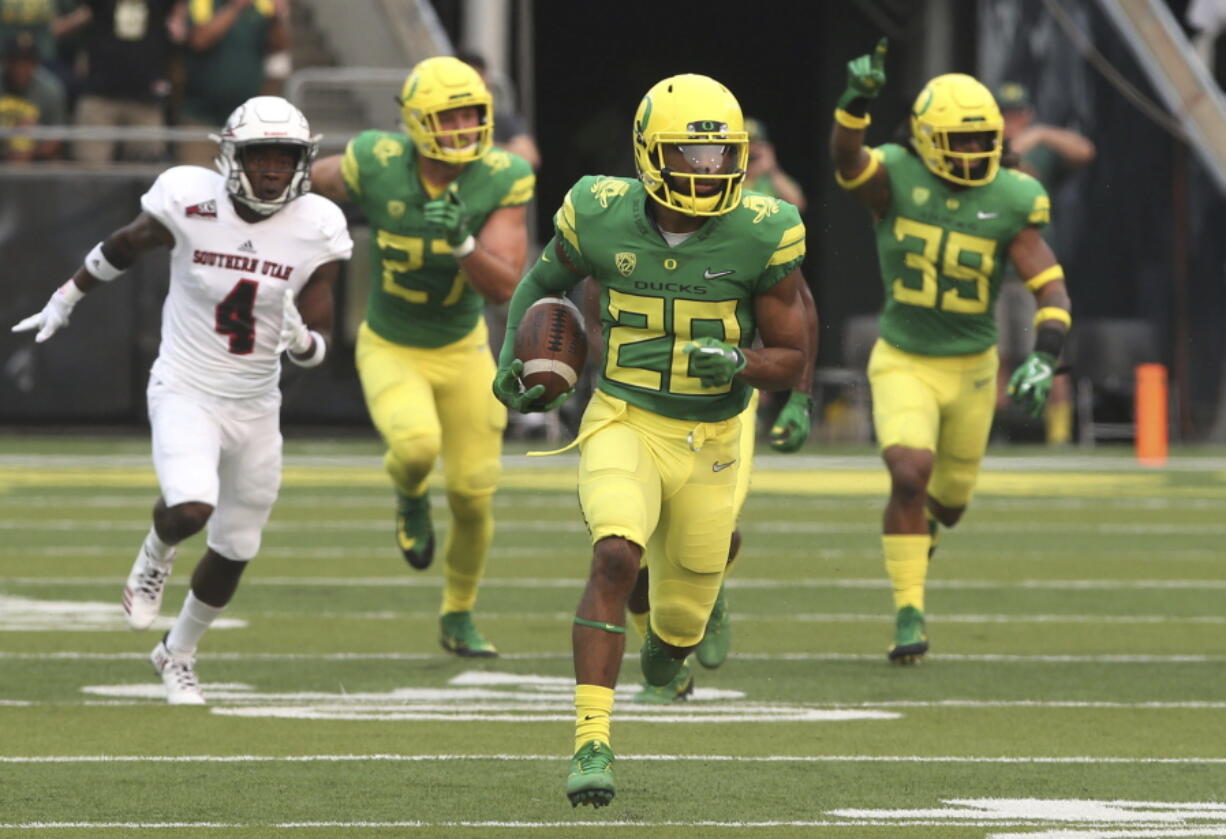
[215,279,258,354]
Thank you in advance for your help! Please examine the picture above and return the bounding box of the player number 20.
[891,217,996,314]
[604,289,741,395]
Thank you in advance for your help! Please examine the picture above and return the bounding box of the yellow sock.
[574,684,614,752]
[1045,400,1072,445]
[627,610,648,639]
[440,492,493,614]
[883,534,930,612]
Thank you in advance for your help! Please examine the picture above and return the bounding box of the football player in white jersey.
[11,96,353,704]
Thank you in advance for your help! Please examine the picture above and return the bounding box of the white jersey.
[140,166,353,400]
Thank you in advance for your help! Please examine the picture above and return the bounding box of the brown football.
[513,295,588,409]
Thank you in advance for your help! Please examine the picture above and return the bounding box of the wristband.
[834,108,871,130]
[451,235,477,259]
[1033,307,1072,329]
[84,242,125,282]
[57,279,86,304]
[288,330,326,368]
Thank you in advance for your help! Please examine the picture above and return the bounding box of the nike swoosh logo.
[541,251,552,262]
[583,714,606,721]
[973,377,992,389]
[976,211,999,219]
[396,517,416,551]
[712,459,736,472]
[1019,367,1052,388]
[704,269,735,280]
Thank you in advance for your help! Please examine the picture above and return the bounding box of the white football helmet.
[211,96,319,215]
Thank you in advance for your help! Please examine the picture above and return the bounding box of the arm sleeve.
[497,238,584,366]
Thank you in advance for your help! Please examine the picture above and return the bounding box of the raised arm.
[830,38,891,217]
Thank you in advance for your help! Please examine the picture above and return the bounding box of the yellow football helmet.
[399,55,493,164]
[910,73,1003,187]
[633,74,749,216]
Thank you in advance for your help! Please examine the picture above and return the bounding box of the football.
[513,295,588,409]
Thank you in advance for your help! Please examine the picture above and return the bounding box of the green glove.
[423,185,471,248]
[769,390,812,453]
[838,37,888,110]
[1007,351,1056,418]
[683,337,746,388]
[492,358,572,413]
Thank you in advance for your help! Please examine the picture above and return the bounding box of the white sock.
[165,591,224,654]
[143,527,175,564]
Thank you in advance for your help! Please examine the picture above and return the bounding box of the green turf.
[1,437,1225,837]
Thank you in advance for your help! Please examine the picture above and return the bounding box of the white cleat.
[123,545,175,630]
[150,638,205,705]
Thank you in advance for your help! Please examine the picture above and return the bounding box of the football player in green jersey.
[831,39,1072,664]
[310,55,535,658]
[492,74,811,807]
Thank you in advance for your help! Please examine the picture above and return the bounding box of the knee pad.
[929,453,979,509]
[446,489,492,525]
[385,430,441,486]
[650,577,720,649]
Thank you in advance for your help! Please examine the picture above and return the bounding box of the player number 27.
[604,289,741,395]
[892,217,996,314]
[376,229,466,306]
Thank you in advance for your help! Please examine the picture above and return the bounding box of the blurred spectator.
[72,0,183,164]
[743,116,806,211]
[0,0,85,92]
[175,0,289,167]
[994,81,1095,445]
[456,48,540,170]
[0,31,67,161]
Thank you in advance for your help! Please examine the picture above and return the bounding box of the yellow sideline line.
[0,466,1166,496]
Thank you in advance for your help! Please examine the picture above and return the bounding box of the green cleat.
[439,611,498,658]
[566,740,615,807]
[694,585,731,669]
[632,660,694,704]
[395,491,435,570]
[888,605,928,665]
[640,623,684,687]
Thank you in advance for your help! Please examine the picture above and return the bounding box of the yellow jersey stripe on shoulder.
[769,223,807,266]
[500,174,536,206]
[1029,194,1051,225]
[340,143,362,197]
[556,191,580,252]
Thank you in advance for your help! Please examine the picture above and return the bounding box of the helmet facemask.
[640,130,748,217]
[403,103,493,164]
[912,123,1002,187]
[223,140,315,216]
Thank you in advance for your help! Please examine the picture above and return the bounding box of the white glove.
[12,281,84,343]
[279,289,313,355]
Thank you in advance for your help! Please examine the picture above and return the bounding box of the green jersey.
[555,176,805,422]
[342,131,535,347]
[873,143,1050,356]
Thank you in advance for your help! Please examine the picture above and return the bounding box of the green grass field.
[1,435,1225,838]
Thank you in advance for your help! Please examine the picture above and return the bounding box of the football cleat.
[640,623,684,687]
[439,611,498,658]
[150,635,205,705]
[694,585,731,669]
[632,661,694,704]
[122,543,176,630]
[888,605,929,665]
[395,491,435,570]
[566,739,615,807]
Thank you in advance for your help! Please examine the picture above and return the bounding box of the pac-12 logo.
[615,252,637,277]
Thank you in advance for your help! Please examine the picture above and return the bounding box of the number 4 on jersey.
[215,279,258,354]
